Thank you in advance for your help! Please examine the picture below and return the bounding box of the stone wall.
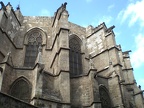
[69,22,86,39]
[70,76,93,107]
[0,92,38,108]
[1,64,13,93]
[0,2,144,108]
[41,72,61,101]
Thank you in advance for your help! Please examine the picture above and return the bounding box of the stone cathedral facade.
[0,2,144,108]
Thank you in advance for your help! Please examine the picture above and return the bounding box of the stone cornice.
[91,45,121,59]
[122,68,133,71]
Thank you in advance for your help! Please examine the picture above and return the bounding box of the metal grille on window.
[69,37,82,77]
[24,32,42,67]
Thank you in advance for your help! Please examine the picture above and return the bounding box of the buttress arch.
[9,76,32,102]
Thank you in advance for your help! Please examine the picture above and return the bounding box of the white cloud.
[131,33,144,68]
[128,0,134,2]
[85,15,113,28]
[39,9,51,16]
[115,31,121,38]
[81,16,113,28]
[117,0,144,27]
[108,4,115,11]
[86,0,93,3]
[97,16,113,26]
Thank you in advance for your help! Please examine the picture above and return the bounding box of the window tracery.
[24,31,42,67]
[10,78,31,102]
[69,37,82,77]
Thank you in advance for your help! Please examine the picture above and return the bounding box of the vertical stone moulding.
[58,28,70,103]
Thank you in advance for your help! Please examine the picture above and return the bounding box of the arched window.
[10,77,32,102]
[99,85,112,108]
[24,31,42,67]
[69,36,82,77]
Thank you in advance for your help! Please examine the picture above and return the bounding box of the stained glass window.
[69,37,82,77]
[24,32,42,67]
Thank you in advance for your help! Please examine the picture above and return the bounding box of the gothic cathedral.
[0,2,143,108]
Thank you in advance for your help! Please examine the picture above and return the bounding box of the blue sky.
[2,0,144,90]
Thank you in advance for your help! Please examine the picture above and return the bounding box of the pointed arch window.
[69,37,82,77]
[99,86,112,108]
[10,78,32,102]
[24,31,42,67]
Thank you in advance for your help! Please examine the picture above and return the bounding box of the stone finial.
[61,2,67,10]
[37,45,43,64]
[0,1,6,10]
[139,85,141,89]
[38,45,42,52]
[7,2,11,6]
[63,2,67,9]
[37,45,45,71]
[2,52,11,63]
[0,1,4,6]
[106,25,115,33]
[1,52,14,67]
[16,4,20,10]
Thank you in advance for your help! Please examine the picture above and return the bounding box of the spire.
[52,2,69,27]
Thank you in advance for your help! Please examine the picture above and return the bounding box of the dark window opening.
[24,32,42,67]
[69,37,82,77]
[10,78,31,102]
[99,86,112,108]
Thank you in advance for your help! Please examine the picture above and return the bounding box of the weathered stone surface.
[0,92,38,108]
[0,1,143,108]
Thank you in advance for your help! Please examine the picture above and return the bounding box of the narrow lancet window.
[69,36,82,77]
